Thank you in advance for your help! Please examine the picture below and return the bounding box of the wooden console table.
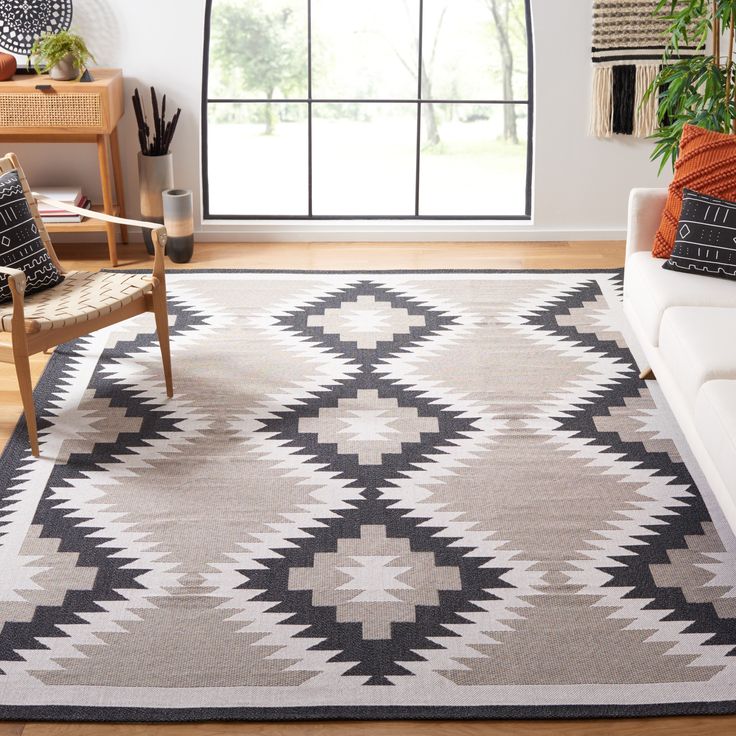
[0,68,127,267]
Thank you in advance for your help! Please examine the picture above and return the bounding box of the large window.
[202,0,533,219]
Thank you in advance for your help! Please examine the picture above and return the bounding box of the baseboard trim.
[193,226,627,243]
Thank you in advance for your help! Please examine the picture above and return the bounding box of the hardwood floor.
[1,240,733,736]
[10,716,736,736]
[52,239,628,272]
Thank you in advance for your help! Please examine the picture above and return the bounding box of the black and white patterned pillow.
[663,188,736,281]
[0,169,64,304]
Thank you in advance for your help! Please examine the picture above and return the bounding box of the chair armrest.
[0,265,28,333]
[626,188,668,260]
[0,265,27,295]
[33,192,168,279]
[32,193,165,232]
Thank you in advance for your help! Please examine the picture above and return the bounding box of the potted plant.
[646,1,736,171]
[132,87,182,255]
[31,30,96,81]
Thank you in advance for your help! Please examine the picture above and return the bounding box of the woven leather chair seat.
[0,271,154,333]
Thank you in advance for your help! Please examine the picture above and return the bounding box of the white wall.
[5,0,669,242]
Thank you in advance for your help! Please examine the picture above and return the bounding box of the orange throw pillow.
[0,53,16,82]
[653,124,736,258]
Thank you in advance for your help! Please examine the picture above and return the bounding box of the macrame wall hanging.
[590,0,697,138]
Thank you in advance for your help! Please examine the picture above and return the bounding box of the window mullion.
[414,0,424,218]
[202,0,534,220]
[307,0,313,217]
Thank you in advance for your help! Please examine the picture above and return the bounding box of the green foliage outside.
[211,0,307,133]
[208,0,528,146]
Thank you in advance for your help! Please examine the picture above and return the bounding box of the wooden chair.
[0,152,173,457]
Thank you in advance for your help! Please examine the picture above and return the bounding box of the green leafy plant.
[645,1,736,172]
[210,1,305,134]
[31,30,96,79]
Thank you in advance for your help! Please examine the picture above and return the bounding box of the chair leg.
[152,285,174,398]
[14,353,39,457]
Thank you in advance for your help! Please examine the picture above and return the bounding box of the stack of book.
[36,187,92,223]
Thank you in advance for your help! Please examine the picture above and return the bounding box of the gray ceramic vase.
[162,188,194,264]
[138,152,174,255]
[49,53,78,81]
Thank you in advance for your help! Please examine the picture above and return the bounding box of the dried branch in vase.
[132,86,181,156]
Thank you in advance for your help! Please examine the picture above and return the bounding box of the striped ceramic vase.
[138,152,174,255]
[162,189,194,263]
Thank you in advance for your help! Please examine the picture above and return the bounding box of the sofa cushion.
[624,251,736,346]
[653,124,736,259]
[695,380,736,493]
[659,307,736,406]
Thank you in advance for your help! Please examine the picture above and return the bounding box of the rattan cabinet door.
[0,92,104,131]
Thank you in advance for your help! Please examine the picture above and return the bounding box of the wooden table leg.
[97,134,118,267]
[110,126,128,244]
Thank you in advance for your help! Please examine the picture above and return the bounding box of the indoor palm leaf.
[647,0,736,171]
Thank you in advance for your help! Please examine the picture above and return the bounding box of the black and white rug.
[0,270,734,722]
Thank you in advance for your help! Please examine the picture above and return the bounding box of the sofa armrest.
[626,188,667,260]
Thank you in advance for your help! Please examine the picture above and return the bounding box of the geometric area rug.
[0,270,734,722]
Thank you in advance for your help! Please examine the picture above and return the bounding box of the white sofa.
[623,188,736,533]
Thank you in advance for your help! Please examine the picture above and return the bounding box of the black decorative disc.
[0,0,73,56]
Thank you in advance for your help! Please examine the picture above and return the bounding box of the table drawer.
[0,92,103,129]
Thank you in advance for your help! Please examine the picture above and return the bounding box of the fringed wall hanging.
[590,0,697,138]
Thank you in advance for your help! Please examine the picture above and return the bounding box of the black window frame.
[201,0,534,221]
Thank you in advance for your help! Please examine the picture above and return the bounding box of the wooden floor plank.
[0,723,24,736]
[19,715,736,736]
[5,240,736,735]
[50,241,627,272]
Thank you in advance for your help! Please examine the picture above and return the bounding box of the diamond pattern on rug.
[242,497,511,686]
[276,280,458,364]
[289,524,462,639]
[0,524,97,640]
[307,295,426,350]
[298,390,439,465]
[650,522,736,620]
[258,372,482,488]
[0,271,735,720]
[593,391,683,461]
